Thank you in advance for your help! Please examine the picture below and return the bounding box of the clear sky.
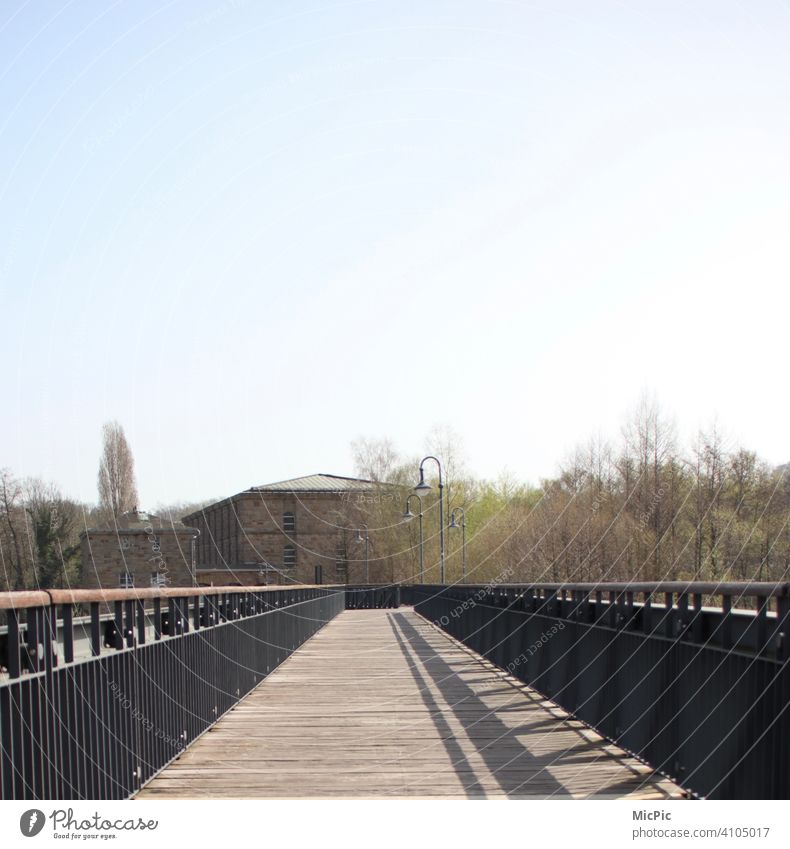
[1,0,788,505]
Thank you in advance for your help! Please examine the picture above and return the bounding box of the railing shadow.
[387,610,572,798]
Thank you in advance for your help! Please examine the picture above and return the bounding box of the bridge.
[1,582,788,800]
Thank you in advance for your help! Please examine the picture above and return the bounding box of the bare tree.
[0,468,28,589]
[24,478,80,588]
[351,437,399,482]
[97,421,138,520]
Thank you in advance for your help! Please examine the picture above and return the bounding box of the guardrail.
[344,585,400,609]
[408,582,790,799]
[0,585,344,800]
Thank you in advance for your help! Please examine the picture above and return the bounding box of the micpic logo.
[20,810,46,837]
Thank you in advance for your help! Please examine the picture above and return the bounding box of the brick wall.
[185,491,373,585]
[79,528,198,589]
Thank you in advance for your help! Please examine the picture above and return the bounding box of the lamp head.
[449,514,458,529]
[356,530,364,542]
[402,507,415,522]
[414,467,431,493]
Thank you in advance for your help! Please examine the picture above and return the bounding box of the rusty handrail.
[0,584,344,610]
[420,581,790,598]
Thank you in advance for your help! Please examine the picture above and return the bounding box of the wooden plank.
[136,608,684,800]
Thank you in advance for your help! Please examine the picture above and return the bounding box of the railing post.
[664,592,674,638]
[721,594,733,650]
[124,599,135,647]
[154,598,162,639]
[677,592,689,639]
[62,603,74,664]
[136,599,146,645]
[113,601,125,650]
[642,592,652,635]
[692,592,704,643]
[6,608,20,678]
[608,590,617,628]
[777,593,790,661]
[27,606,41,671]
[90,602,101,656]
[756,595,768,655]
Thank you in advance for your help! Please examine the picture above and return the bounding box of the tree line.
[0,421,140,589]
[351,404,790,588]
[2,404,788,590]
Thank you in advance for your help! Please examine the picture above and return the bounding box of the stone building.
[79,509,199,589]
[183,474,379,586]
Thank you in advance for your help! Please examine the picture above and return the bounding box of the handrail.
[419,581,790,597]
[0,584,344,609]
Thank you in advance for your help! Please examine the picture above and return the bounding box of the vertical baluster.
[721,594,733,650]
[154,598,162,640]
[62,603,74,664]
[6,609,21,678]
[756,596,768,655]
[124,599,134,647]
[776,593,789,660]
[693,592,704,643]
[27,607,39,671]
[136,600,146,645]
[664,592,674,638]
[90,602,101,656]
[642,592,652,635]
[678,593,689,639]
[45,605,57,669]
[114,601,124,650]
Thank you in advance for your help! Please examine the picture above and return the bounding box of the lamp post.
[356,524,370,584]
[449,507,467,583]
[402,494,425,584]
[414,456,445,583]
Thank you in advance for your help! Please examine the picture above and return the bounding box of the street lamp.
[415,456,445,583]
[402,494,425,584]
[449,507,468,583]
[356,524,370,584]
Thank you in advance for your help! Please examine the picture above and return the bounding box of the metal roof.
[247,473,375,493]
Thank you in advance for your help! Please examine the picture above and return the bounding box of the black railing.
[0,585,344,800]
[409,582,790,800]
[345,584,401,609]
[4,580,788,800]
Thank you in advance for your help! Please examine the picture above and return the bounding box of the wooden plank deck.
[136,608,684,799]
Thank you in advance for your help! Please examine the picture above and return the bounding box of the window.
[119,537,131,550]
[150,572,168,588]
[283,511,295,532]
[282,545,297,569]
[119,572,134,588]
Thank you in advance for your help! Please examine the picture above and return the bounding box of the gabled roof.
[247,473,375,493]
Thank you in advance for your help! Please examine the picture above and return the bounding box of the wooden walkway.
[137,609,684,799]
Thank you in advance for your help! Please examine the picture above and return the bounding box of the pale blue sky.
[1,0,788,505]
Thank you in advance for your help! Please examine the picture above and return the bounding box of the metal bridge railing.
[407,581,790,800]
[0,585,345,800]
